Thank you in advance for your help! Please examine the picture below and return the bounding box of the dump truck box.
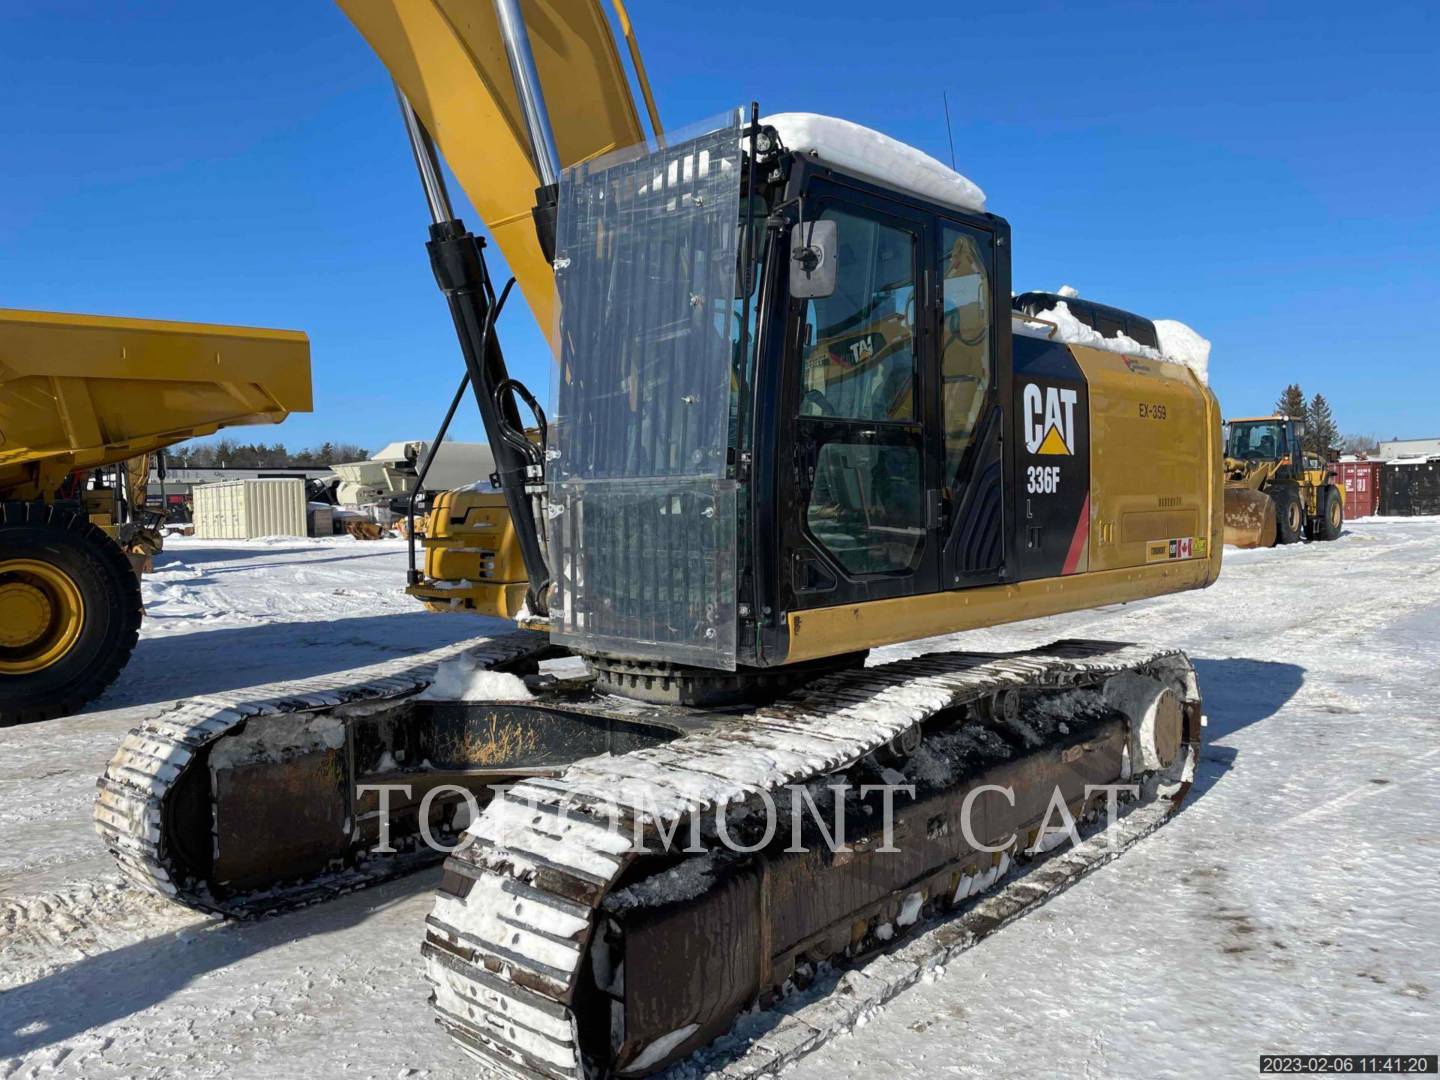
[0,308,311,497]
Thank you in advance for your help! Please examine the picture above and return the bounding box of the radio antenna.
[942,90,958,170]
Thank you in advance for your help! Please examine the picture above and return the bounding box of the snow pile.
[417,653,533,701]
[1154,319,1212,384]
[605,853,719,911]
[427,578,473,590]
[764,113,986,213]
[628,1023,700,1072]
[1013,300,1159,358]
[896,891,925,928]
[1013,289,1211,384]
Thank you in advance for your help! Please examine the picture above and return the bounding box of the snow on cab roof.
[764,113,986,214]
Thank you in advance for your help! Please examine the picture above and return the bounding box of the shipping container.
[1380,458,1440,517]
[192,478,307,539]
[1335,460,1383,519]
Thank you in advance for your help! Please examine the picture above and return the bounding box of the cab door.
[784,189,941,609]
[934,218,1005,587]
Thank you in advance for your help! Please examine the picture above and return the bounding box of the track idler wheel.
[877,721,923,765]
[979,688,1021,725]
[1104,670,1186,777]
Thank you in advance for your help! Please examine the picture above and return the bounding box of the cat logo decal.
[1023,383,1078,456]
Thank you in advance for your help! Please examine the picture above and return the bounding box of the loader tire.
[0,501,142,726]
[1317,485,1343,541]
[1273,488,1304,544]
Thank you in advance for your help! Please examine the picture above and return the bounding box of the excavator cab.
[538,110,1019,690]
[399,97,1219,695]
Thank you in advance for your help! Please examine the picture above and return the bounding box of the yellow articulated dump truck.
[0,308,310,724]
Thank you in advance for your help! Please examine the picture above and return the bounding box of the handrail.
[1012,313,1059,339]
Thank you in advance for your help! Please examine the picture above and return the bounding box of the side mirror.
[790,219,837,299]
[1293,420,1307,438]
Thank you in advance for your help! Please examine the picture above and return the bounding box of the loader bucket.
[1223,487,1277,548]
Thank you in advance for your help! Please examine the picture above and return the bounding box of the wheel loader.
[1222,414,1344,548]
[94,2,1222,1076]
[0,309,310,724]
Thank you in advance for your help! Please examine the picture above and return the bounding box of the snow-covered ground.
[3,523,1438,1077]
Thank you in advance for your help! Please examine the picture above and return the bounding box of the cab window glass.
[938,226,991,481]
[806,442,924,575]
[798,209,916,422]
[1228,421,1288,459]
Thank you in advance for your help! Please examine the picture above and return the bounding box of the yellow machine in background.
[408,488,531,617]
[1223,414,1344,548]
[0,308,310,724]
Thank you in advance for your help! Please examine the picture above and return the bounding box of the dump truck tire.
[0,501,142,726]
[1273,487,1304,544]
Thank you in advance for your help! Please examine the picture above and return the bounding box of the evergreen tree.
[162,439,374,469]
[1306,393,1339,457]
[1275,383,1306,419]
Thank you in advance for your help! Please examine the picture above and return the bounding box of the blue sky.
[3,0,1436,449]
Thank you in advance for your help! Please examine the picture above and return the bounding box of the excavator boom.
[336,0,651,337]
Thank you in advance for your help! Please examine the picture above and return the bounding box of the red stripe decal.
[1061,493,1091,575]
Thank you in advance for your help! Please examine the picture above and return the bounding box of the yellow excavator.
[0,309,310,724]
[93,2,1223,1076]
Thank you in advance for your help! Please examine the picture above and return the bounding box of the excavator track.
[673,788,1182,1079]
[422,640,1201,1078]
[95,633,548,916]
